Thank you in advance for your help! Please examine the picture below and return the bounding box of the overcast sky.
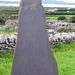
[0,0,75,3]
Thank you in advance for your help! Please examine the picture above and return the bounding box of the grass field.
[0,42,75,75]
[0,52,13,75]
[0,29,17,35]
[46,16,70,20]
[46,15,75,17]
[57,28,75,33]
[46,15,75,20]
[54,51,75,75]
[46,17,58,20]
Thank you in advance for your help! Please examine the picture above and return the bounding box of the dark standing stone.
[12,0,58,75]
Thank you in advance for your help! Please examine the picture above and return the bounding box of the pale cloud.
[0,0,75,3]
[57,0,75,3]
[0,0,20,1]
[43,4,75,8]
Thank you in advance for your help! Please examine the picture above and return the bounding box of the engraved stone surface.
[12,0,58,75]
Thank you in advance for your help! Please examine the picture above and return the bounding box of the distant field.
[46,17,70,20]
[0,6,19,9]
[46,17,58,20]
[46,15,74,20]
[0,6,75,21]
[50,15,75,17]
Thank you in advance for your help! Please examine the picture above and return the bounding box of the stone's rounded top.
[21,0,41,5]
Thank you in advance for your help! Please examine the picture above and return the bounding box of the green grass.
[54,51,75,75]
[51,42,75,52]
[57,28,75,33]
[0,29,17,35]
[0,42,75,75]
[46,15,75,17]
[46,16,70,20]
[46,15,75,20]
[0,6,18,9]
[46,17,58,20]
[0,52,13,75]
[57,15,75,17]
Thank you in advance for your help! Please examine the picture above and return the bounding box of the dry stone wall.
[0,34,17,52]
[46,20,75,31]
[0,30,75,51]
[47,29,75,47]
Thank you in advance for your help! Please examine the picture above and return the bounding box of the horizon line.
[0,3,75,8]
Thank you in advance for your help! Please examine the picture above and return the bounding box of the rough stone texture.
[47,30,75,46]
[1,31,75,51]
[0,34,17,52]
[5,20,18,26]
[46,20,75,30]
[12,0,58,75]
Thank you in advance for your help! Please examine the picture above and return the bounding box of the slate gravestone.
[12,0,58,75]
